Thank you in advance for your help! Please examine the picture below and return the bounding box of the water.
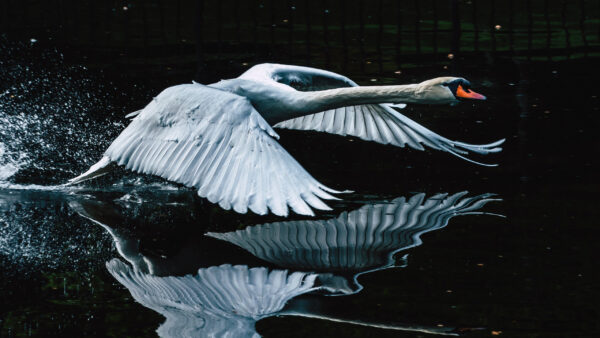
[0,38,599,337]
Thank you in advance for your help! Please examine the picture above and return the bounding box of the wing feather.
[332,107,345,134]
[105,84,340,216]
[343,106,354,135]
[354,105,366,139]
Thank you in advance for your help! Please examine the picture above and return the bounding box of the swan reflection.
[72,191,499,337]
[108,260,318,338]
[207,191,500,293]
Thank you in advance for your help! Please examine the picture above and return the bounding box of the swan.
[68,63,504,217]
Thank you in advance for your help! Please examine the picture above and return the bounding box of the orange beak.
[456,85,486,100]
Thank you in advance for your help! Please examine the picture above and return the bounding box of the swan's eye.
[443,79,473,97]
[444,80,460,94]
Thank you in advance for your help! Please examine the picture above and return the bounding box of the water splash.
[0,142,27,181]
[0,39,127,186]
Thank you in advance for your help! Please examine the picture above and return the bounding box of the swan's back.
[127,84,253,130]
[240,63,357,90]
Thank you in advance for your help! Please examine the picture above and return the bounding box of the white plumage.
[102,84,338,216]
[242,64,503,160]
[69,63,504,217]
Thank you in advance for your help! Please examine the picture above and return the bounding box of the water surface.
[0,39,598,337]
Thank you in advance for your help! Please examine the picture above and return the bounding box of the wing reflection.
[72,191,499,337]
[108,260,318,338]
[207,192,500,294]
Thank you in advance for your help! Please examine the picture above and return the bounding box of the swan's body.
[69,63,504,217]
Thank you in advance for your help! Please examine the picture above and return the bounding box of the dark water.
[1,35,599,337]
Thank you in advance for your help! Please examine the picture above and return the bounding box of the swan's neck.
[297,85,419,115]
[209,79,421,124]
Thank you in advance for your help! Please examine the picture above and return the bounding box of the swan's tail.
[65,156,114,185]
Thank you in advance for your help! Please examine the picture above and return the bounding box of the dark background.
[2,0,598,79]
[1,0,599,337]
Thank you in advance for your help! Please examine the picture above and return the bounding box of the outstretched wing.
[240,63,504,166]
[104,84,341,217]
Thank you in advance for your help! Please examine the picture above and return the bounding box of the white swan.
[68,63,504,217]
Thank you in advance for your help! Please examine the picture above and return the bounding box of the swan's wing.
[240,63,504,166]
[105,84,341,217]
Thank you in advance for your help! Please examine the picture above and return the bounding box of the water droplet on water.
[0,40,126,185]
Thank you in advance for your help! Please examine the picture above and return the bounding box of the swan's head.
[415,77,486,105]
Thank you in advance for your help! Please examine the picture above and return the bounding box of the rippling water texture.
[0,33,599,337]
